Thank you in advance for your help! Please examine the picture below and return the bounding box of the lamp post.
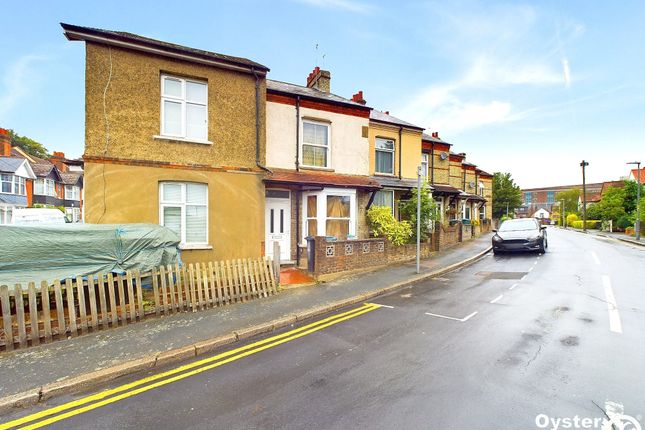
[627,161,641,241]
[580,160,589,232]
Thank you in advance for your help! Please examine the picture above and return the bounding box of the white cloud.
[293,0,373,13]
[0,54,47,119]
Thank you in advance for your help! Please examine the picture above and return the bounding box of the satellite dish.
[440,152,448,160]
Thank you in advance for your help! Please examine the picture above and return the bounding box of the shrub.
[566,213,579,227]
[616,215,633,230]
[571,220,600,229]
[366,206,413,246]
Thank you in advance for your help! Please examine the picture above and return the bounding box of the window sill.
[153,135,213,145]
[179,244,213,250]
[300,166,334,172]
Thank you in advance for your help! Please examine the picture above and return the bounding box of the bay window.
[302,188,356,240]
[375,138,395,174]
[302,120,329,168]
[159,182,208,246]
[373,190,394,215]
[161,75,208,141]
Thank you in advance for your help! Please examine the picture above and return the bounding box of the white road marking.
[509,283,518,290]
[368,303,394,308]
[591,251,601,265]
[425,311,478,322]
[602,275,623,334]
[490,294,503,304]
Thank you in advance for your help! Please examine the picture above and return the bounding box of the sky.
[1,0,644,188]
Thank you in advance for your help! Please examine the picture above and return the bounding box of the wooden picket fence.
[0,257,277,352]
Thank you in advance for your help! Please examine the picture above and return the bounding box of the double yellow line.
[1,303,380,429]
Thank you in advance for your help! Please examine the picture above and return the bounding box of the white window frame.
[65,185,80,200]
[421,153,429,180]
[160,74,209,143]
[373,189,395,215]
[301,188,356,243]
[300,119,331,169]
[375,137,395,175]
[159,182,209,248]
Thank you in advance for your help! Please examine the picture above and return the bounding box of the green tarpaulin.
[0,224,181,286]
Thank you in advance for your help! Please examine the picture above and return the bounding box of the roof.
[369,110,424,131]
[431,184,462,195]
[0,158,27,174]
[60,172,83,185]
[631,168,645,183]
[421,133,451,145]
[61,23,269,74]
[264,169,380,189]
[371,176,420,190]
[266,80,370,110]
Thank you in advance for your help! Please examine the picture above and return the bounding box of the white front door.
[265,190,291,261]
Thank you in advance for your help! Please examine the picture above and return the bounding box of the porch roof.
[264,169,381,190]
[430,184,462,195]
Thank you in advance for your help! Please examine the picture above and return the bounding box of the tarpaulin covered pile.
[0,224,181,286]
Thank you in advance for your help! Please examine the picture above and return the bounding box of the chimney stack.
[351,90,366,105]
[50,151,68,173]
[0,128,11,157]
[306,66,331,93]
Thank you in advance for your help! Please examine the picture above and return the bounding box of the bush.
[366,206,413,246]
[566,213,579,227]
[571,220,601,229]
[617,215,633,230]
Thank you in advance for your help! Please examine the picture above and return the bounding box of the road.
[2,227,644,429]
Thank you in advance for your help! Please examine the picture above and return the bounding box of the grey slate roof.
[370,110,424,130]
[61,23,269,72]
[60,172,82,185]
[0,158,25,174]
[266,80,371,110]
[421,133,451,145]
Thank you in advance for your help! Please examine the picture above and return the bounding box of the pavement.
[3,227,644,429]
[0,233,492,410]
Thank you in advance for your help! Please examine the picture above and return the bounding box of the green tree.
[399,182,438,242]
[492,172,522,219]
[555,188,581,215]
[594,187,626,223]
[7,129,50,159]
[622,180,645,214]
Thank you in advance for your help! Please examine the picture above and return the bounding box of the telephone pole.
[580,160,589,232]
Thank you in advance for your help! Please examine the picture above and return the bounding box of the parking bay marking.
[425,311,478,322]
[602,275,622,334]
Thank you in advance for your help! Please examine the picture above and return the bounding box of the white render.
[266,101,370,175]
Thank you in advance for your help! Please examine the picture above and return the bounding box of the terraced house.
[263,68,379,263]
[62,23,270,263]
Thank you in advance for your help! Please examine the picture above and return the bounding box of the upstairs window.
[159,182,208,246]
[161,75,208,141]
[35,178,56,196]
[1,174,25,195]
[375,138,395,174]
[302,121,329,168]
[65,185,80,200]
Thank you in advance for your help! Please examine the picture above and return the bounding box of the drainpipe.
[430,143,435,185]
[398,126,403,179]
[252,68,271,174]
[295,96,301,171]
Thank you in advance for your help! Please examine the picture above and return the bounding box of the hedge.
[571,220,601,229]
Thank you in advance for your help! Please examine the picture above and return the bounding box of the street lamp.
[627,161,641,241]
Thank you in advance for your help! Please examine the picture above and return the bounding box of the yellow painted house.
[361,102,425,219]
[62,23,270,263]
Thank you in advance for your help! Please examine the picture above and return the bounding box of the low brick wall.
[311,237,433,276]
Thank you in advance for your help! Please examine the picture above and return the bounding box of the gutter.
[252,69,272,174]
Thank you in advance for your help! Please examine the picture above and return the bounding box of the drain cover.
[476,271,528,280]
